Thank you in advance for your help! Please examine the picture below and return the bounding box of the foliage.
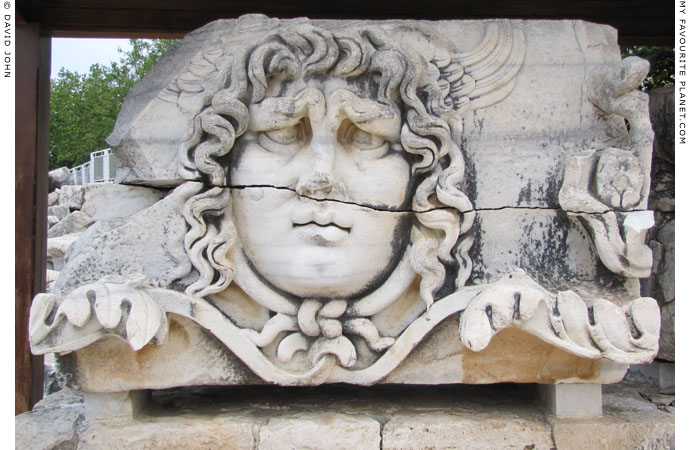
[49,39,178,169]
[621,46,674,91]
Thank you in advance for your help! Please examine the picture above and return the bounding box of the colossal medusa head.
[169,19,525,368]
[29,17,664,388]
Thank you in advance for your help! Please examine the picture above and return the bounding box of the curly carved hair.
[174,22,475,308]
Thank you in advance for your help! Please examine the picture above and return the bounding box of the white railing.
[70,148,119,185]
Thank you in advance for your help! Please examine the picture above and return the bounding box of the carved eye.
[351,128,384,149]
[264,125,302,145]
[258,121,309,155]
[340,121,388,159]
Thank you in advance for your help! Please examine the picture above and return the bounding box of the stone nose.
[295,171,336,197]
[295,134,343,198]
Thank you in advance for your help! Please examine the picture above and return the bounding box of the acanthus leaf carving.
[30,275,168,354]
[30,271,659,385]
[457,272,659,363]
[124,287,169,351]
[92,282,122,329]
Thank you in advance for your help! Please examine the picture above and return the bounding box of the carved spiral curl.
[177,24,475,302]
[182,187,237,297]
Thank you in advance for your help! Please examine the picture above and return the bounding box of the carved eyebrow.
[328,89,401,140]
[248,88,325,131]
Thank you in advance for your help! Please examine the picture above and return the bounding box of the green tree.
[49,39,178,169]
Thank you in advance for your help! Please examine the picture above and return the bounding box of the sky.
[51,38,132,78]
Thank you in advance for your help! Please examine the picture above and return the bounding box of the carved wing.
[436,20,526,113]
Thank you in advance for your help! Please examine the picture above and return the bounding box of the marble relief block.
[30,15,660,391]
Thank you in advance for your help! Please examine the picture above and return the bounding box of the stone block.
[646,217,674,361]
[602,390,658,413]
[44,360,61,395]
[107,23,223,186]
[259,412,381,450]
[48,204,70,221]
[33,387,84,410]
[81,184,166,222]
[46,268,60,283]
[48,190,59,206]
[550,412,674,450]
[15,389,84,450]
[539,384,602,418]
[47,210,92,238]
[382,412,554,450]
[58,185,86,210]
[49,167,72,191]
[79,414,257,450]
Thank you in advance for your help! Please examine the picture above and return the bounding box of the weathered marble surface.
[31,15,660,390]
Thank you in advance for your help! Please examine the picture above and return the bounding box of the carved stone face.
[230,77,413,299]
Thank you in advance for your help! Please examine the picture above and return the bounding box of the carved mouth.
[293,221,351,242]
[290,206,354,243]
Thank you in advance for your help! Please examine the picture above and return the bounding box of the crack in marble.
[220,184,647,216]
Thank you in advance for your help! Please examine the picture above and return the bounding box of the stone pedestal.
[84,390,149,422]
[539,384,603,418]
